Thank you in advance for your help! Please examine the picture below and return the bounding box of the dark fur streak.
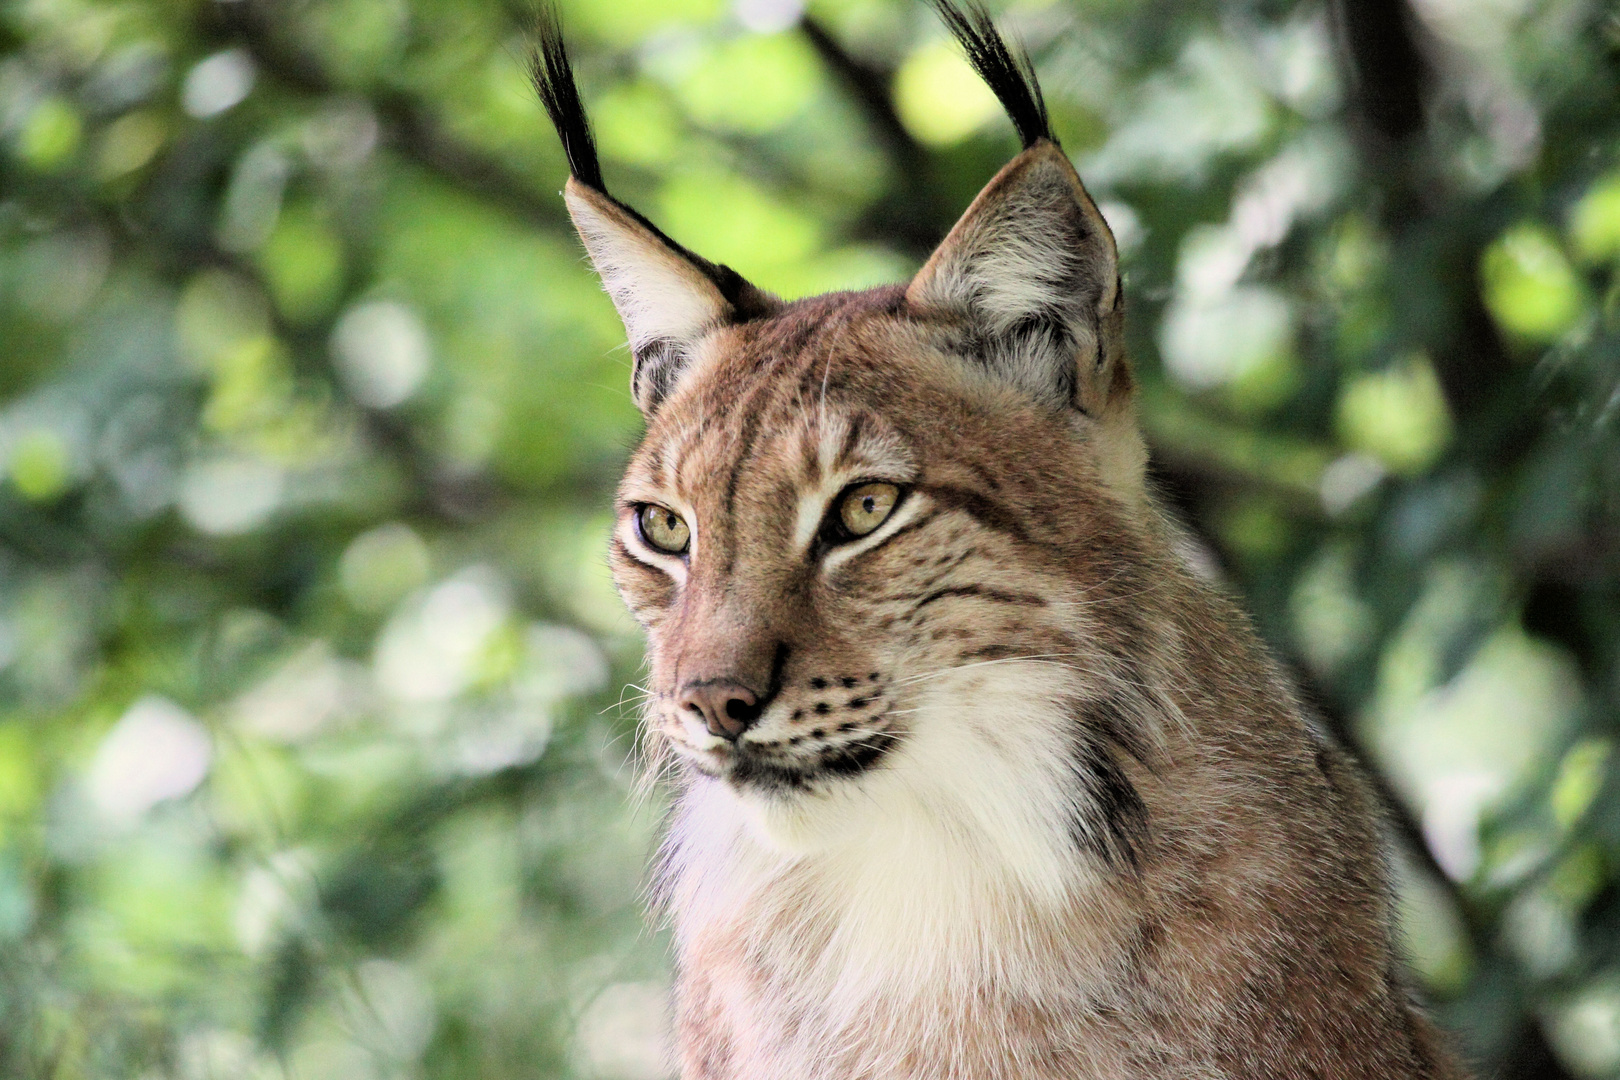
[1088,694,1154,769]
[836,414,867,470]
[763,641,791,703]
[964,460,1002,493]
[957,643,1024,661]
[1070,737,1148,871]
[718,394,769,570]
[912,584,1046,609]
[915,483,1047,550]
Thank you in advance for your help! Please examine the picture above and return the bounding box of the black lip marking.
[817,730,899,777]
[879,509,940,547]
[725,727,901,793]
[760,641,791,707]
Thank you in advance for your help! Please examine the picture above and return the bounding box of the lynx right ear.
[907,142,1124,415]
[532,9,775,412]
[907,2,1125,417]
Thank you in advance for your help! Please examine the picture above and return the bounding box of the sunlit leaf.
[1481,222,1589,343]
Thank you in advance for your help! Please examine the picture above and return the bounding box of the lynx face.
[534,4,1163,854]
[610,286,1160,852]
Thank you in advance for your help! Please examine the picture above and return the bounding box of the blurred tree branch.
[1330,2,1578,1075]
[201,0,569,233]
[1330,0,1521,445]
[800,16,952,258]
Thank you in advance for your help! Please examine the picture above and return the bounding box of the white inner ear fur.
[910,148,1118,329]
[564,181,728,360]
[909,146,1148,503]
[923,160,1117,333]
[906,146,1123,417]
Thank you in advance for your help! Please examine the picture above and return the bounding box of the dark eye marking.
[865,509,937,548]
[911,483,1047,552]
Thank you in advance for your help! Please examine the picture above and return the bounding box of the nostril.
[679,682,760,741]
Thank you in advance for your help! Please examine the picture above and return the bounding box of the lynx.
[533,4,1469,1077]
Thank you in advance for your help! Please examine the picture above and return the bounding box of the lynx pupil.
[639,504,690,554]
[837,482,899,539]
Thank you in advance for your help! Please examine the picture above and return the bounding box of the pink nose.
[680,682,761,741]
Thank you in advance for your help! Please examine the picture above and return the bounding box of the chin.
[713,757,879,856]
[666,721,906,855]
[732,783,859,855]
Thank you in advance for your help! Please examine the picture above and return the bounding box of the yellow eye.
[836,482,901,539]
[637,504,690,554]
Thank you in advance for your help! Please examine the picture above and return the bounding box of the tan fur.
[589,146,1470,1079]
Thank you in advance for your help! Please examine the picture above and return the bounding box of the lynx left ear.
[563,181,775,412]
[531,7,775,413]
[907,141,1124,415]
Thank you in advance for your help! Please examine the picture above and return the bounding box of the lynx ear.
[531,8,775,412]
[564,182,775,411]
[907,2,1125,414]
[907,141,1124,414]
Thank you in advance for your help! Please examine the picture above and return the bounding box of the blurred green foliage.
[0,0,1617,1076]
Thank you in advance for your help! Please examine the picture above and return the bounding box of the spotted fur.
[535,5,1469,1078]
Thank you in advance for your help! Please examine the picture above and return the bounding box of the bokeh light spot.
[182,49,256,118]
[893,40,1003,147]
[87,697,212,825]
[331,300,433,409]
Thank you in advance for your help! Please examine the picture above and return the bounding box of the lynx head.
[536,3,1175,869]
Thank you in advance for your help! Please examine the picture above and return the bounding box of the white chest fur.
[661,664,1139,1075]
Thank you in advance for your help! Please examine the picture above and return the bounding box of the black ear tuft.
[527,8,772,319]
[928,0,1054,150]
[530,5,606,193]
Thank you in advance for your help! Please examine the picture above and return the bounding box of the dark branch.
[1331,0,1521,445]
[204,0,568,232]
[799,17,950,258]
[1329,0,1432,146]
[800,17,931,184]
